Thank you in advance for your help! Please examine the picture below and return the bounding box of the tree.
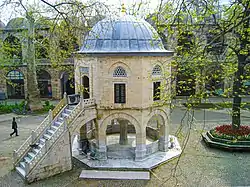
[152,0,249,129]
[0,0,108,111]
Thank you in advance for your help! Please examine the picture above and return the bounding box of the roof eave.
[76,50,174,57]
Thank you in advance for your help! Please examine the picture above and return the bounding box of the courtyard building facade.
[0,18,75,100]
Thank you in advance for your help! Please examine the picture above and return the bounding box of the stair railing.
[13,95,67,166]
[25,100,83,175]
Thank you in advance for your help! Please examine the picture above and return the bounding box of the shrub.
[0,101,26,114]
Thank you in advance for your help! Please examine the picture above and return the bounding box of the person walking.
[10,117,18,137]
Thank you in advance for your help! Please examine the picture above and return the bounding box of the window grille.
[152,65,162,76]
[113,66,127,77]
[7,70,24,80]
[114,83,126,103]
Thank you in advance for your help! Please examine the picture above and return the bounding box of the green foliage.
[43,100,54,111]
[0,101,26,114]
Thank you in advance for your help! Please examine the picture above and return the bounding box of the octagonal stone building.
[74,15,174,161]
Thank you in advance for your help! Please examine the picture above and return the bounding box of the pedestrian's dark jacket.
[12,120,17,129]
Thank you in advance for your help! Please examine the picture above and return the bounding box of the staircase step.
[58,117,64,122]
[40,138,46,144]
[24,156,31,163]
[28,152,35,159]
[44,134,51,140]
[51,125,59,131]
[68,105,75,110]
[65,109,72,114]
[38,144,44,149]
[20,161,26,169]
[16,167,26,178]
[47,129,55,135]
[62,113,69,118]
[55,121,63,127]
[33,148,40,154]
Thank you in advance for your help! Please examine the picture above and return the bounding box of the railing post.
[45,139,50,152]
[13,150,17,163]
[63,117,68,130]
[25,162,30,174]
[31,130,37,144]
[49,109,53,122]
[79,95,82,109]
[64,92,67,104]
[81,98,85,109]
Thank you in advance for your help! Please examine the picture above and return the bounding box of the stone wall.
[75,56,172,109]
[26,131,72,183]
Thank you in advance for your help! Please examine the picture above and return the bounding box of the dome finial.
[121,3,126,16]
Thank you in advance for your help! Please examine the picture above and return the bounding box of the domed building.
[74,15,178,161]
[12,15,181,183]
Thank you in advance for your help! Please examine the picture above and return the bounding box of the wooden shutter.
[114,84,126,103]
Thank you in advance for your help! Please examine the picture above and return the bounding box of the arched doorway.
[105,118,136,159]
[147,109,169,152]
[37,70,52,98]
[6,70,25,99]
[98,113,142,160]
[82,76,89,99]
[60,72,75,98]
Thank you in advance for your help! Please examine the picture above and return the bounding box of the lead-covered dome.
[0,20,5,28]
[80,15,169,55]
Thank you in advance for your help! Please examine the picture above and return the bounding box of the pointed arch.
[113,66,127,77]
[152,65,162,76]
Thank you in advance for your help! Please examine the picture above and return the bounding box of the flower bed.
[210,125,250,141]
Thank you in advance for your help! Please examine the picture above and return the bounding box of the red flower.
[215,125,250,136]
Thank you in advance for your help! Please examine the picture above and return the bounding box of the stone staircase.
[13,95,96,181]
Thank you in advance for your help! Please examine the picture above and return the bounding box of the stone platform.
[73,135,181,170]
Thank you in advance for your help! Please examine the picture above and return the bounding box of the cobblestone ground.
[0,108,250,187]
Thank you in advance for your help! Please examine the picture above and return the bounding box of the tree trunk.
[24,14,43,111]
[232,55,245,129]
[232,3,249,129]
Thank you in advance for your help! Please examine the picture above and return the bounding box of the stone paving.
[0,108,250,186]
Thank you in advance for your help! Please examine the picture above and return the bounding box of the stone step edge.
[202,132,250,149]
[79,170,150,180]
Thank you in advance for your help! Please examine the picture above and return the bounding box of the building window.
[114,83,126,103]
[153,82,161,101]
[7,70,24,80]
[152,65,162,76]
[80,67,89,74]
[113,66,127,77]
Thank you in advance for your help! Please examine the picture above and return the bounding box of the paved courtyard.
[0,107,250,186]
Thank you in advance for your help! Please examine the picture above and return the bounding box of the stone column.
[79,124,87,140]
[118,119,128,145]
[135,127,147,161]
[97,132,107,160]
[159,110,170,152]
[96,121,107,160]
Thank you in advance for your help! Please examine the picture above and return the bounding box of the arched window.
[37,70,52,98]
[7,70,24,80]
[113,66,127,77]
[6,70,25,99]
[152,65,162,76]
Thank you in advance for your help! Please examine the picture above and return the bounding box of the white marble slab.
[79,170,150,180]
